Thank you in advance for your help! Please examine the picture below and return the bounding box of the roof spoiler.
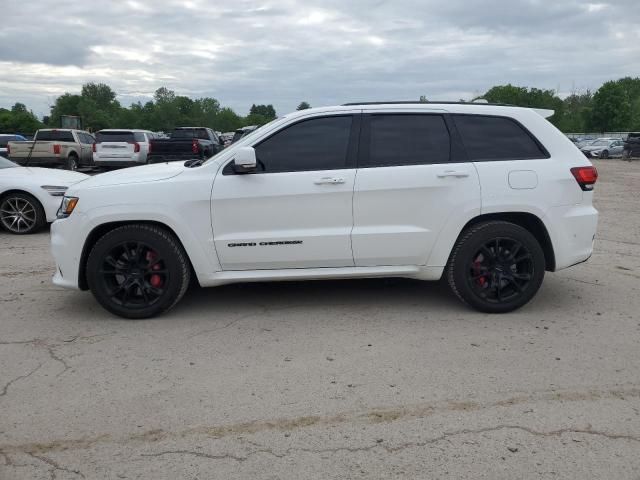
[533,108,554,118]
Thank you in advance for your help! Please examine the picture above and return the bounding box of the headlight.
[41,185,68,197]
[57,196,79,219]
[591,151,600,156]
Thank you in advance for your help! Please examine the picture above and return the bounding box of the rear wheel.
[0,192,46,234]
[66,154,78,171]
[86,224,190,319]
[447,221,546,313]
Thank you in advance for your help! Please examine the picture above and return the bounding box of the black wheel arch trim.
[450,212,556,272]
[78,220,196,290]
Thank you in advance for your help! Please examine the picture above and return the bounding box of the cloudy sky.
[1,0,639,118]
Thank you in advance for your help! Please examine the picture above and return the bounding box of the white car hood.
[6,167,88,185]
[79,162,186,189]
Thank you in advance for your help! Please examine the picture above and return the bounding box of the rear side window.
[363,114,450,167]
[134,132,146,142]
[453,115,547,161]
[96,131,135,143]
[36,130,75,142]
[254,116,353,173]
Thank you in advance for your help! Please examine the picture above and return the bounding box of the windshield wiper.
[184,159,205,168]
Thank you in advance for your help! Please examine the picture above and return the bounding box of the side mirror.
[232,146,257,173]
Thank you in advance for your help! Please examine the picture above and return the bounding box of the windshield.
[0,156,17,168]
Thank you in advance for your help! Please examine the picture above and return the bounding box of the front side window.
[453,115,547,161]
[363,114,450,167]
[253,116,353,173]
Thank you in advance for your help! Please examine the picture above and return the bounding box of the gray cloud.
[0,0,638,118]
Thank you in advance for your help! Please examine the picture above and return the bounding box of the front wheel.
[447,221,546,313]
[86,224,191,319]
[0,192,46,234]
[600,150,609,159]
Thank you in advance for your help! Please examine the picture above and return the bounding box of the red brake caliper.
[473,257,486,286]
[146,251,163,288]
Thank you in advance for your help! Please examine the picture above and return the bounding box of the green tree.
[0,104,43,134]
[296,101,311,110]
[588,81,631,132]
[480,84,564,127]
[249,104,276,120]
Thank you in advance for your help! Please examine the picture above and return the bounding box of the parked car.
[220,132,235,147]
[93,129,155,168]
[580,138,624,158]
[0,134,27,155]
[147,127,223,163]
[231,125,259,144]
[623,133,640,159]
[0,155,87,234]
[51,102,598,319]
[7,129,95,170]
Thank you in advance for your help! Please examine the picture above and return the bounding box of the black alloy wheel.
[447,221,546,313]
[87,224,190,318]
[467,237,534,304]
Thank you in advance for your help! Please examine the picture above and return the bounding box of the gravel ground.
[1,159,639,479]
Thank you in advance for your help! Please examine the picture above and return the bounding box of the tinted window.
[453,115,547,161]
[134,132,146,142]
[171,129,208,139]
[364,114,450,167]
[96,131,135,143]
[36,130,75,142]
[0,135,17,148]
[254,116,352,173]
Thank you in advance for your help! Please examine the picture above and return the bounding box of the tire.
[66,154,79,171]
[0,192,46,234]
[600,150,609,159]
[447,221,546,313]
[86,224,191,319]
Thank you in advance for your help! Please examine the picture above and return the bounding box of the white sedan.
[0,156,87,234]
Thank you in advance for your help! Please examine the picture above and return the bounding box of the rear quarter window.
[453,114,548,161]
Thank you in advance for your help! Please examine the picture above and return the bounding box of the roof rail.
[341,101,515,107]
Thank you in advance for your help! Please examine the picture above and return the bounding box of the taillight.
[6,144,10,155]
[53,144,61,155]
[92,143,96,153]
[148,142,152,153]
[192,139,199,154]
[571,166,598,191]
[134,142,140,153]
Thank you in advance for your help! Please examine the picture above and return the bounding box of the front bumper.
[50,215,85,289]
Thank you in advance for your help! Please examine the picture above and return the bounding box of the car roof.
[282,103,553,120]
[96,129,151,132]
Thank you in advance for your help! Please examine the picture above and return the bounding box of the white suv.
[51,103,598,319]
[93,129,155,167]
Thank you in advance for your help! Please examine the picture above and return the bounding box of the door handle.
[437,170,469,178]
[314,177,346,185]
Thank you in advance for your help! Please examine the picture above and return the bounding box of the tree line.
[1,77,639,135]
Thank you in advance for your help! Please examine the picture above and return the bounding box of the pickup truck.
[8,129,95,170]
[147,127,223,163]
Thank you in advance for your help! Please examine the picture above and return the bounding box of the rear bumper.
[94,153,145,167]
[545,203,598,271]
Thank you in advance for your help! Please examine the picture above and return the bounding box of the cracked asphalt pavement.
[1,159,639,479]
